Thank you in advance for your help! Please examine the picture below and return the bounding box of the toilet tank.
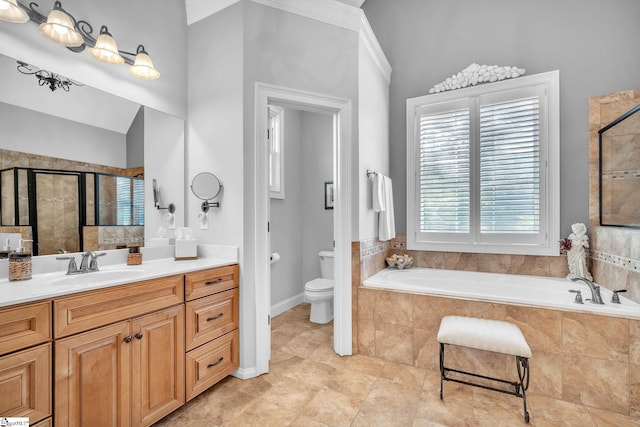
[318,250,334,279]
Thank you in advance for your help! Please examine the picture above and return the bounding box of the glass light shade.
[88,29,124,64]
[39,8,83,47]
[129,49,160,80]
[0,0,29,24]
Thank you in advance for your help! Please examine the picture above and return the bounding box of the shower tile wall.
[588,90,640,302]
[83,226,144,251]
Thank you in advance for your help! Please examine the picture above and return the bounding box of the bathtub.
[363,267,640,319]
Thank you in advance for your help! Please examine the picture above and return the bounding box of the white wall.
[0,102,127,168]
[144,108,185,242]
[126,107,144,168]
[358,27,390,240]
[362,0,640,238]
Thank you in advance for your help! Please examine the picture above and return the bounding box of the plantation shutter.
[116,176,132,225]
[132,178,144,225]
[479,96,540,233]
[417,100,471,234]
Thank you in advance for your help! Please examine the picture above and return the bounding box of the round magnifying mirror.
[190,172,222,201]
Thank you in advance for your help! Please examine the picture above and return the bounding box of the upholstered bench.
[437,315,532,423]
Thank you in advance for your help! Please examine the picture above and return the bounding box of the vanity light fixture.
[0,0,160,79]
[87,26,124,64]
[0,0,29,23]
[39,1,83,47]
[17,60,84,92]
[129,45,160,79]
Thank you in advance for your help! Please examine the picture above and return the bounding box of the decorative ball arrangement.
[429,63,526,94]
[386,253,414,269]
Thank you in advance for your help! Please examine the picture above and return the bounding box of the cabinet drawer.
[185,330,239,401]
[0,343,51,423]
[31,418,52,427]
[0,301,51,355]
[185,264,238,301]
[53,275,184,338]
[186,288,239,351]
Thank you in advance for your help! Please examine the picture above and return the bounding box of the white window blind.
[479,96,540,233]
[116,176,132,225]
[418,107,470,233]
[407,71,559,255]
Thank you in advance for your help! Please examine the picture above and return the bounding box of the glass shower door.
[33,171,82,255]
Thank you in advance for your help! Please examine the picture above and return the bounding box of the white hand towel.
[372,173,385,212]
[379,176,396,241]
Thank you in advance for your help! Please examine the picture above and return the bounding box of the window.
[269,105,285,199]
[407,71,559,255]
[116,176,144,226]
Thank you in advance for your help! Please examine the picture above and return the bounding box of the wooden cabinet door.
[0,343,51,423]
[55,321,131,427]
[131,305,185,427]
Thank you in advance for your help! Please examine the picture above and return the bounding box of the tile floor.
[155,303,640,426]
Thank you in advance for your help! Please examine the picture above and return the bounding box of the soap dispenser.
[9,239,33,281]
[0,238,11,259]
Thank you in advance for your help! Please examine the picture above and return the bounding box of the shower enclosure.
[0,167,143,255]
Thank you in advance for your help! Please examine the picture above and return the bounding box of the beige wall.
[588,90,640,302]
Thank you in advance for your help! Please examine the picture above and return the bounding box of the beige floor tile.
[153,303,640,426]
[301,386,362,426]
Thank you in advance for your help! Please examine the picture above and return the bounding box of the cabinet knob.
[207,357,224,368]
[135,332,144,340]
[124,336,132,343]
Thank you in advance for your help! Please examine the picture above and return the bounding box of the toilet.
[304,250,334,324]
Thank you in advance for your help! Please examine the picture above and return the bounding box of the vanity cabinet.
[54,276,185,427]
[185,265,239,401]
[0,301,52,424]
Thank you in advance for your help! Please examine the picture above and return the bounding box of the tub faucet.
[570,277,604,305]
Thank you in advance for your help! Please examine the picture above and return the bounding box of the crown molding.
[359,13,391,84]
[185,0,240,25]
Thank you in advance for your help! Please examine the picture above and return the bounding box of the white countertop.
[0,245,238,308]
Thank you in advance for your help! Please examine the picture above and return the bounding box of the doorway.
[268,103,334,318]
[254,83,353,376]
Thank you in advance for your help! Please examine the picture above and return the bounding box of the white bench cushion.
[437,315,531,358]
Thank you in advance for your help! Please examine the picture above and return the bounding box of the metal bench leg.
[516,356,530,423]
[439,343,445,400]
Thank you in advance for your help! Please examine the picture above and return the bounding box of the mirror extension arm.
[152,178,175,212]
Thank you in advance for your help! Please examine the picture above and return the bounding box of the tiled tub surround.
[589,90,640,304]
[352,237,640,418]
[83,225,145,251]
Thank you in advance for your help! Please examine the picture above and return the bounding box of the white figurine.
[566,223,593,281]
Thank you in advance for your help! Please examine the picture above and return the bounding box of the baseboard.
[271,292,305,318]
[232,366,258,380]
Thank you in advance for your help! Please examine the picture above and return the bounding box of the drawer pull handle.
[205,278,224,286]
[207,357,224,368]
[207,313,224,322]
[135,332,143,340]
[124,336,132,343]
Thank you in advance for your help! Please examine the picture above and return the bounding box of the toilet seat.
[305,278,334,292]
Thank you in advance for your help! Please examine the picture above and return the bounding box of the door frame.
[254,82,352,375]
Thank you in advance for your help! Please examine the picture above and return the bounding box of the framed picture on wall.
[324,181,334,210]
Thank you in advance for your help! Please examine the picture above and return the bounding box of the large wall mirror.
[599,103,640,228]
[0,52,184,255]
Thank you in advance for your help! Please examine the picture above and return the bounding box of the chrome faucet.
[570,277,604,304]
[57,251,107,275]
[79,251,107,272]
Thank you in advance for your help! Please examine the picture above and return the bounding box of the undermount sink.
[49,267,148,286]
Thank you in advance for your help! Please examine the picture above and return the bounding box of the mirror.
[190,172,223,212]
[0,52,182,255]
[152,178,175,213]
[599,103,640,228]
